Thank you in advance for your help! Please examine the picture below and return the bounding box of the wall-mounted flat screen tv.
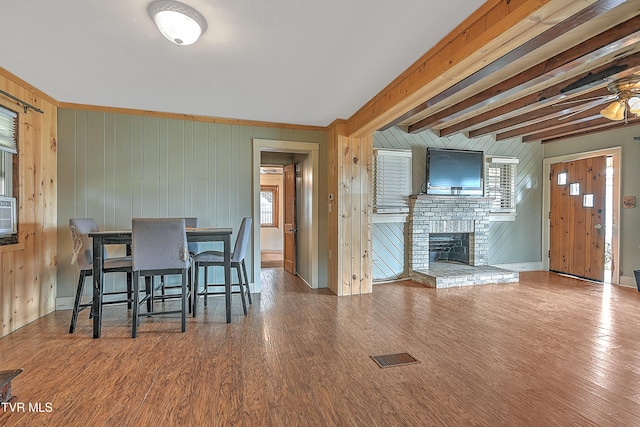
[426,148,484,196]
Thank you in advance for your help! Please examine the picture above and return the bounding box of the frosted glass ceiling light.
[629,96,640,115]
[148,1,207,46]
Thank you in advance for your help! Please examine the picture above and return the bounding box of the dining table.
[88,227,233,338]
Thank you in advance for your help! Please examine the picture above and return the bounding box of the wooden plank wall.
[0,70,57,338]
[327,122,372,295]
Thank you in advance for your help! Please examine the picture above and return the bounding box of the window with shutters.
[485,156,518,221]
[373,148,412,214]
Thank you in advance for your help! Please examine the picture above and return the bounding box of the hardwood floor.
[261,250,283,268]
[2,271,640,426]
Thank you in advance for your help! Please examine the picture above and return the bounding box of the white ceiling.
[0,0,485,127]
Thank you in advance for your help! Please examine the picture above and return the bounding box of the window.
[485,156,519,221]
[260,185,279,228]
[583,193,594,208]
[0,105,18,243]
[373,148,412,214]
[569,183,580,196]
[0,105,17,197]
[557,172,567,185]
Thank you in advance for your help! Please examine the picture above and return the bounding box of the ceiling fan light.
[629,96,640,115]
[600,101,624,120]
[148,1,207,46]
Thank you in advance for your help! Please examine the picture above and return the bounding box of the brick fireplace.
[408,195,518,288]
[408,195,491,270]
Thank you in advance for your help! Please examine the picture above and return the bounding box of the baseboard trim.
[56,297,76,311]
[492,262,544,272]
[619,275,638,289]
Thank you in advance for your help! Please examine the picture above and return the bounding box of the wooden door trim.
[543,146,621,284]
[283,163,296,275]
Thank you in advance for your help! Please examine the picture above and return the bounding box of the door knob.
[594,223,602,230]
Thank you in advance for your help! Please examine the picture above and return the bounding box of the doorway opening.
[604,155,614,283]
[252,139,319,292]
[260,165,284,268]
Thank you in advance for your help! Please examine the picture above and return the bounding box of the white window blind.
[485,156,518,218]
[0,107,17,154]
[373,148,412,214]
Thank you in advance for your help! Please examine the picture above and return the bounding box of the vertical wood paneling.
[165,119,184,217]
[114,114,134,227]
[192,122,209,217]
[56,109,326,299]
[104,113,116,228]
[183,121,195,214]
[132,117,143,217]
[372,127,544,281]
[216,124,232,228]
[339,132,353,295]
[0,70,57,337]
[327,122,372,295]
[157,118,168,217]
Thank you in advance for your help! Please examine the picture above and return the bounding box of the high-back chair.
[68,218,133,333]
[160,217,198,299]
[193,217,252,316]
[131,218,192,338]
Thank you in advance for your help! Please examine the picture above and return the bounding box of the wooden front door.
[549,155,607,281]
[283,163,297,274]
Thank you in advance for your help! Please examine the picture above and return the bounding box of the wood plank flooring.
[2,271,640,426]
[261,251,283,268]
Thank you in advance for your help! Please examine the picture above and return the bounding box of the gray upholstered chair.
[68,218,133,333]
[131,218,192,338]
[193,217,252,316]
[160,217,199,300]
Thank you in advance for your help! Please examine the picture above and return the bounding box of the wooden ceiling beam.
[496,106,603,140]
[346,0,560,137]
[464,87,610,137]
[522,115,640,142]
[409,10,640,134]
[539,119,640,142]
[435,52,640,137]
[387,0,627,134]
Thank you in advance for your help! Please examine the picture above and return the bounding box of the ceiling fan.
[599,75,640,121]
[554,74,640,122]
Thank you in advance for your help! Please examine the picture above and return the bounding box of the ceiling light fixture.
[147,0,207,46]
[600,76,640,122]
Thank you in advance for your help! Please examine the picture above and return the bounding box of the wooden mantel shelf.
[411,194,495,202]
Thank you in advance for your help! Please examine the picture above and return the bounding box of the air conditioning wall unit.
[0,196,17,235]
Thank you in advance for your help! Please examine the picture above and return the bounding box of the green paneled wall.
[57,109,328,300]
